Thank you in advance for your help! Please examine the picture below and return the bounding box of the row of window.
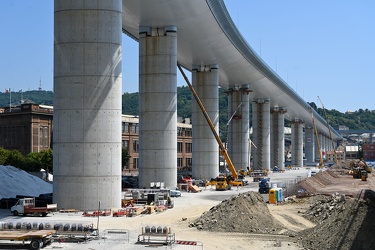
[123,141,192,154]
[124,157,192,169]
[177,142,192,153]
[177,157,192,167]
[122,122,192,136]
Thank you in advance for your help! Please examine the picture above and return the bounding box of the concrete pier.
[53,0,123,210]
[227,86,251,171]
[291,120,304,168]
[305,127,315,163]
[252,98,271,171]
[271,107,286,170]
[138,26,178,189]
[191,65,219,179]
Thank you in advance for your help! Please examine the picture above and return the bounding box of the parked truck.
[11,198,57,217]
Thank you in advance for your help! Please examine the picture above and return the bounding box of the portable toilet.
[268,188,277,204]
[276,188,283,202]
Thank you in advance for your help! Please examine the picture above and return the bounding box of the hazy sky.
[1,1,374,113]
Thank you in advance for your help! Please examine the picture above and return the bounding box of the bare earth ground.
[1,162,374,250]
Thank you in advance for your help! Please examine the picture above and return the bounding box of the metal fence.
[103,229,130,243]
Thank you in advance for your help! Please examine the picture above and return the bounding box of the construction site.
[0,160,374,250]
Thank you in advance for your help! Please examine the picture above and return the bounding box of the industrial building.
[0,104,192,176]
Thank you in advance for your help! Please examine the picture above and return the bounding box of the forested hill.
[1,87,374,131]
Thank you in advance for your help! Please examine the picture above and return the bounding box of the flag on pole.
[5,88,10,93]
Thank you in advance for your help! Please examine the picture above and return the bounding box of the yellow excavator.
[177,64,243,190]
[349,159,370,181]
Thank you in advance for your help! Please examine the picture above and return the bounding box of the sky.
[0,0,374,113]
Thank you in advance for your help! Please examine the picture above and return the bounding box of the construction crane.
[310,107,324,168]
[318,96,338,164]
[177,64,240,185]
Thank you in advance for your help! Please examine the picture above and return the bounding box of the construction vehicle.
[215,175,232,191]
[178,64,242,191]
[239,169,250,176]
[350,159,370,181]
[258,178,271,194]
[11,198,57,217]
[0,229,55,249]
[358,159,372,173]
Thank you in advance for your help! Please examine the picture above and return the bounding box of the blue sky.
[1,1,374,113]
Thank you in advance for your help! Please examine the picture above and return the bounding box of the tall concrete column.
[270,107,286,170]
[252,98,270,171]
[53,0,122,210]
[192,65,219,179]
[227,86,251,171]
[138,26,177,189]
[291,120,304,167]
[305,126,315,163]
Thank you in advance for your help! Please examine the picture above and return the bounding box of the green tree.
[25,151,42,172]
[4,150,25,169]
[25,149,53,172]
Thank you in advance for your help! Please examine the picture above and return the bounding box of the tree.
[4,150,25,169]
[0,147,9,165]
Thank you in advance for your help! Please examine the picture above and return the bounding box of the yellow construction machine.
[177,64,243,190]
[239,169,250,176]
[349,159,370,181]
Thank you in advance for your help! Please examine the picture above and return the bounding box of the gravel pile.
[298,191,375,250]
[189,191,286,234]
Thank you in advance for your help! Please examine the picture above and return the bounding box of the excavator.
[349,159,371,181]
[177,64,243,190]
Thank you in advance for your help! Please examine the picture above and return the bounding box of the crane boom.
[177,63,238,179]
[310,107,324,167]
[317,96,337,163]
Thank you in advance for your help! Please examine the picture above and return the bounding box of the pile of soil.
[189,191,286,234]
[298,190,375,250]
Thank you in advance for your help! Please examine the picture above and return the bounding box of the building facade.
[0,104,192,175]
[0,104,53,156]
[121,115,192,175]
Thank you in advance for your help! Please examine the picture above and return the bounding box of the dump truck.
[11,198,57,217]
[0,229,55,249]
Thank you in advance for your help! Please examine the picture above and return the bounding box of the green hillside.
[1,88,375,133]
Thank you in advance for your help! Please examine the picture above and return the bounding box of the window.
[123,122,129,133]
[133,140,139,152]
[133,158,139,169]
[177,142,183,153]
[177,158,182,168]
[186,143,192,153]
[123,140,129,149]
[39,126,49,148]
[185,129,192,137]
[177,128,183,136]
[131,123,138,134]
[186,158,192,167]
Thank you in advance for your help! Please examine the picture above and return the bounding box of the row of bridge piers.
[53,2,336,210]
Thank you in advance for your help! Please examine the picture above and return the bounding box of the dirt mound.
[189,191,286,234]
[298,191,375,250]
